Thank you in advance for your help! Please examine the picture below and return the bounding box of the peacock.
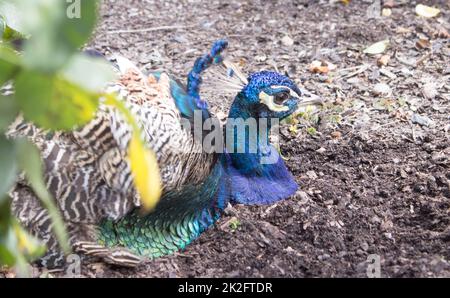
[7,40,321,268]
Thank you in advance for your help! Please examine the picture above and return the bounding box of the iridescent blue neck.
[221,94,298,204]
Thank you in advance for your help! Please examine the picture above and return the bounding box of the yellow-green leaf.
[12,220,46,260]
[0,1,26,35]
[128,133,162,211]
[0,95,19,132]
[363,40,389,55]
[0,200,45,269]
[415,4,440,18]
[104,94,163,211]
[0,44,20,85]
[62,53,116,93]
[0,137,17,203]
[14,0,100,72]
[1,16,26,43]
[15,71,99,131]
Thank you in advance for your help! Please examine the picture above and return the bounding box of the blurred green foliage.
[0,0,115,276]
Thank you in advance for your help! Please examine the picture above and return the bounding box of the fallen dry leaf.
[309,60,336,74]
[415,4,440,18]
[378,55,390,66]
[331,131,342,139]
[392,108,411,121]
[416,38,431,49]
[363,39,389,55]
[396,27,412,34]
[238,58,247,67]
[434,27,450,39]
[382,8,392,17]
[383,0,396,8]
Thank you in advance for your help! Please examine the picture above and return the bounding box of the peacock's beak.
[297,88,323,107]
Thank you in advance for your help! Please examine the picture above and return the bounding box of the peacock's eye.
[273,91,290,104]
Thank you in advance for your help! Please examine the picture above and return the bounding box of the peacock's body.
[7,40,321,267]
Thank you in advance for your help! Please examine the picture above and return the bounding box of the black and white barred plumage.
[6,55,215,267]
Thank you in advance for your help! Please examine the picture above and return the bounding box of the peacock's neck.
[221,98,298,204]
[226,103,274,172]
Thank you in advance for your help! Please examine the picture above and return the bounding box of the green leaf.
[0,137,17,204]
[0,217,45,270]
[62,0,99,48]
[0,199,14,270]
[0,244,16,267]
[0,1,26,34]
[1,16,26,43]
[306,127,317,136]
[0,16,5,38]
[62,53,116,92]
[0,198,12,234]
[0,43,20,85]
[15,71,99,130]
[15,139,69,254]
[0,95,19,132]
[14,0,100,72]
[0,200,45,275]
[11,219,46,262]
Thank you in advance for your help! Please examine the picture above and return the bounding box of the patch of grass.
[306,127,317,136]
[288,124,298,135]
[229,218,241,232]
[397,97,407,107]
[373,98,397,112]
[327,114,342,124]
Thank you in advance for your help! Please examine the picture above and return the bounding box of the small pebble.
[360,242,369,251]
[316,147,326,154]
[281,35,294,47]
[411,113,434,127]
[372,83,392,96]
[422,82,438,99]
[306,170,318,179]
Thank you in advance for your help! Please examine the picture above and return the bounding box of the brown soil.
[7,0,450,278]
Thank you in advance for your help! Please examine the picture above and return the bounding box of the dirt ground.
[4,0,449,278]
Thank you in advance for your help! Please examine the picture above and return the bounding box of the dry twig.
[107,25,192,34]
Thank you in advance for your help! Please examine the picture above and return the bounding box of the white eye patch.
[259,91,289,112]
[258,86,299,112]
[271,85,301,99]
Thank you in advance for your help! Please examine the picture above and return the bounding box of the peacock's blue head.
[229,70,321,120]
[186,39,321,121]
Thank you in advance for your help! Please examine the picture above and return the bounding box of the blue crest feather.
[151,40,228,121]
